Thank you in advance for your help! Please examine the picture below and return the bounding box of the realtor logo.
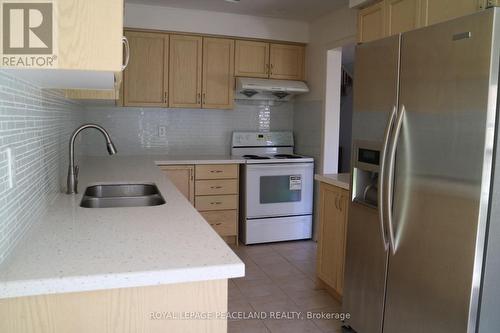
[1,1,56,67]
[3,2,52,54]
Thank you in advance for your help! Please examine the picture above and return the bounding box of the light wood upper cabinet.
[234,41,270,78]
[160,165,195,204]
[422,0,482,26]
[358,2,386,43]
[386,0,423,35]
[235,40,306,80]
[269,44,305,80]
[202,38,235,110]
[123,31,169,107]
[317,182,349,299]
[358,0,483,43]
[169,35,203,108]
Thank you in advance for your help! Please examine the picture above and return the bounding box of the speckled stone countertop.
[0,156,244,299]
[154,155,246,165]
[315,173,351,190]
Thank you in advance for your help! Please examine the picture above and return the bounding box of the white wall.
[294,5,357,173]
[125,3,309,43]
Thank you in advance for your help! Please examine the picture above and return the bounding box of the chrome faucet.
[67,124,117,194]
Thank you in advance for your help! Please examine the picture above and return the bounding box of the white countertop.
[0,156,244,299]
[315,173,351,190]
[154,155,246,165]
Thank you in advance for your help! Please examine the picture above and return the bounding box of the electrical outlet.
[158,126,167,137]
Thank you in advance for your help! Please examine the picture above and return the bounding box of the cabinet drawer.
[195,164,238,180]
[200,210,238,236]
[195,195,238,211]
[196,179,238,195]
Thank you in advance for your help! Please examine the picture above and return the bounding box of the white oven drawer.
[244,163,313,218]
[242,215,313,244]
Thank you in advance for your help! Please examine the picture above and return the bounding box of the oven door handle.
[246,163,314,170]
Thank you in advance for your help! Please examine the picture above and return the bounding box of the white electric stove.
[232,132,314,245]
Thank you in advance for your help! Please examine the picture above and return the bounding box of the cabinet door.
[123,31,168,107]
[169,35,203,108]
[386,0,423,35]
[202,38,235,110]
[160,165,195,204]
[422,0,481,26]
[358,2,386,43]
[317,183,348,297]
[269,44,305,80]
[234,40,270,78]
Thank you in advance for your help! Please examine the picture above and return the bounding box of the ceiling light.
[225,0,240,3]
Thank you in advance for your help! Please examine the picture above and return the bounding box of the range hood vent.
[235,78,309,101]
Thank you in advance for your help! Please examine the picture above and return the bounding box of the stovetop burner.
[243,154,271,160]
[274,154,303,159]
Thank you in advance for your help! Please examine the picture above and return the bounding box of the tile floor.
[228,240,344,333]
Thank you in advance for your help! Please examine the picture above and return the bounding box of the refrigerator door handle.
[386,104,405,255]
[378,105,397,251]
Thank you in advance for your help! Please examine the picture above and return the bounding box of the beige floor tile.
[286,289,339,311]
[259,262,307,279]
[273,275,318,293]
[279,249,316,262]
[228,298,255,314]
[229,282,247,301]
[228,319,270,333]
[238,281,288,299]
[263,319,323,333]
[248,295,300,313]
[251,253,290,267]
[291,259,317,277]
[236,264,271,282]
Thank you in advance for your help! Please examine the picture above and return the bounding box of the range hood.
[235,78,309,101]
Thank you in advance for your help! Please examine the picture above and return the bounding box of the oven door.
[245,163,314,218]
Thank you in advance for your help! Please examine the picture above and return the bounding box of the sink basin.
[80,184,166,208]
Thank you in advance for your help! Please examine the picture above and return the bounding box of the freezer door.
[343,35,400,333]
[383,10,496,333]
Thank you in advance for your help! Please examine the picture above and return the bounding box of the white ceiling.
[126,0,349,22]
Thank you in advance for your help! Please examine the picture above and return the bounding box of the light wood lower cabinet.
[316,182,349,301]
[200,210,238,237]
[160,165,195,204]
[161,164,239,244]
[0,279,228,333]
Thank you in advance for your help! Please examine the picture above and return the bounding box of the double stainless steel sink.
[80,184,166,208]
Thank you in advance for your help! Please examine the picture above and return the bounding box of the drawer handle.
[210,223,222,226]
[210,170,223,173]
[210,202,222,205]
[210,186,223,189]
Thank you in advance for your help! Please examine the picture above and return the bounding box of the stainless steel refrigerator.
[343,8,500,333]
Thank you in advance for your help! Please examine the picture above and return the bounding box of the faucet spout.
[67,124,117,194]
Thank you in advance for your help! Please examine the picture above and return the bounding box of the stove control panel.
[232,131,294,147]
